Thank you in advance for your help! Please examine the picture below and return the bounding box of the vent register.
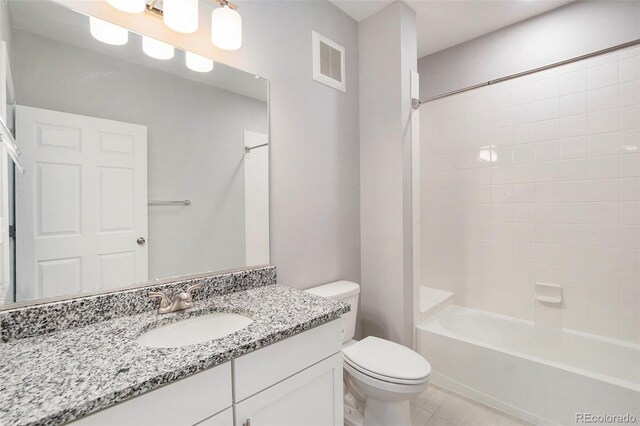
[312,31,346,92]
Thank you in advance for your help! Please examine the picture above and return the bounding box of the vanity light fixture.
[211,0,242,51]
[89,17,128,45]
[163,0,199,34]
[142,36,175,60]
[186,51,214,72]
[98,0,232,71]
[106,0,146,14]
[105,0,242,51]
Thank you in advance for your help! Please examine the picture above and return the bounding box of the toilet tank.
[306,281,359,343]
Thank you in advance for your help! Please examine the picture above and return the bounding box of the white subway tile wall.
[420,45,640,343]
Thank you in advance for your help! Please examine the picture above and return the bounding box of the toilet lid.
[342,336,431,383]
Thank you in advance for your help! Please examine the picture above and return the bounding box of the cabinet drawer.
[232,319,342,402]
[74,362,232,425]
[234,353,343,426]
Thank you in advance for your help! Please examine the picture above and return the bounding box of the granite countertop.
[0,284,349,426]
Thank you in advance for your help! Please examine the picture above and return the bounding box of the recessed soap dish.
[535,282,563,304]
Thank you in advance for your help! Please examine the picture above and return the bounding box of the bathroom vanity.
[77,319,343,426]
[0,267,349,425]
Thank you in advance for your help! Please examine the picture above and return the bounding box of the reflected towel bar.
[244,142,268,153]
[148,200,191,206]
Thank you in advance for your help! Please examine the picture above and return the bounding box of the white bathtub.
[417,306,640,426]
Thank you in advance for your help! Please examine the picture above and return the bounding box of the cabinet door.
[196,407,234,426]
[234,353,343,426]
[233,319,342,402]
[73,362,232,425]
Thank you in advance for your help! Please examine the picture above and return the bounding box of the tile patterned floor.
[410,385,532,426]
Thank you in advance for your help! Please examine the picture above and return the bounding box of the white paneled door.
[16,106,148,301]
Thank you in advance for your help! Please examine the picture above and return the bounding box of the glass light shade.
[89,17,128,46]
[107,0,146,14]
[211,5,242,51]
[142,36,175,60]
[163,0,199,34]
[185,52,214,73]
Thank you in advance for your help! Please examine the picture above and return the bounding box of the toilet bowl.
[343,336,431,426]
[306,281,431,426]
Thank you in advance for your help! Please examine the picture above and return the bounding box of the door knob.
[137,237,146,246]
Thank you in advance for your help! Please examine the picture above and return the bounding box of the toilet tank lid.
[305,280,360,299]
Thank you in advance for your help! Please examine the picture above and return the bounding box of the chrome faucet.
[149,283,203,314]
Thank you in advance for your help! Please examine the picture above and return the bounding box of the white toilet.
[307,281,431,426]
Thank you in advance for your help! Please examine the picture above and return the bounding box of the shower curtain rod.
[411,37,640,109]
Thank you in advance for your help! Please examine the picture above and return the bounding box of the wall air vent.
[312,31,346,93]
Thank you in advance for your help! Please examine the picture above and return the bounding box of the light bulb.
[89,17,128,46]
[142,36,175,60]
[163,0,199,34]
[107,0,146,14]
[186,52,214,73]
[211,5,242,51]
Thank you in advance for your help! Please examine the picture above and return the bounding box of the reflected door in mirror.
[15,106,148,301]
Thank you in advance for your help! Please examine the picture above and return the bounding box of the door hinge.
[243,419,251,426]
[8,225,15,238]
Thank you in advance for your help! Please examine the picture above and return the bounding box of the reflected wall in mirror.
[0,0,270,307]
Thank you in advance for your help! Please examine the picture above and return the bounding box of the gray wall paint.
[359,1,416,345]
[12,29,268,279]
[234,1,361,289]
[418,0,640,99]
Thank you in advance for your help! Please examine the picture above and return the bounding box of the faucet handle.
[186,283,203,301]
[149,291,170,308]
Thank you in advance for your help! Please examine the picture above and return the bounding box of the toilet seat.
[342,336,431,386]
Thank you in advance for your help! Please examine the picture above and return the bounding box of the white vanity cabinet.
[234,354,343,426]
[196,408,234,425]
[233,319,343,426]
[72,319,343,426]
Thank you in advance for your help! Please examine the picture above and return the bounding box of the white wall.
[0,0,12,60]
[12,29,268,278]
[360,1,416,345]
[418,1,640,99]
[244,131,270,266]
[52,0,361,289]
[420,45,640,343]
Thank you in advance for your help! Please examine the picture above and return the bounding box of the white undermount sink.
[136,312,253,348]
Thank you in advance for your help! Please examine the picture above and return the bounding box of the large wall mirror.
[0,0,270,307]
